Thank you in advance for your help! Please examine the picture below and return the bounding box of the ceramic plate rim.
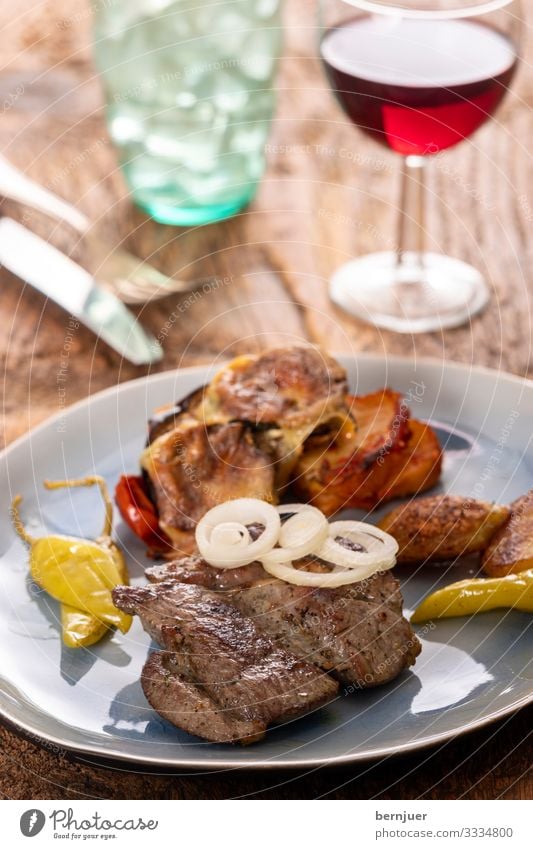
[1,353,532,769]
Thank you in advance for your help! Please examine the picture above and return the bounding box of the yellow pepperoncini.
[411,569,533,623]
[61,604,108,649]
[11,476,131,647]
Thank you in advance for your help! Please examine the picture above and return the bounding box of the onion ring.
[261,557,386,587]
[315,520,398,572]
[196,499,399,584]
[196,498,281,568]
[263,504,329,564]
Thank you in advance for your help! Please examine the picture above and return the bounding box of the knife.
[0,154,194,304]
[0,218,163,365]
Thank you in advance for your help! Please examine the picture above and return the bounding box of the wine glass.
[319,0,522,332]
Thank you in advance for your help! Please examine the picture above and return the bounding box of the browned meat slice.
[145,558,420,688]
[140,418,276,553]
[141,652,268,744]
[232,572,420,687]
[145,555,267,591]
[113,582,338,744]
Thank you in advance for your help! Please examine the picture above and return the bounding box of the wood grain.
[0,0,531,799]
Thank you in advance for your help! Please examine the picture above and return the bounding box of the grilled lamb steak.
[145,557,421,688]
[141,652,269,744]
[112,582,338,744]
[145,555,268,591]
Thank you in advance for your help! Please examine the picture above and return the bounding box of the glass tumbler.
[94,0,282,226]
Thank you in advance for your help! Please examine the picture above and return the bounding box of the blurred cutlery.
[0,154,193,304]
[0,217,163,365]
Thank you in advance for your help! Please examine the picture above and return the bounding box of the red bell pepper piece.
[115,475,171,553]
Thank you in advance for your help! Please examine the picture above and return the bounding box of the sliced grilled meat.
[113,582,338,744]
[146,555,267,591]
[141,652,268,744]
[232,572,420,687]
[145,557,421,688]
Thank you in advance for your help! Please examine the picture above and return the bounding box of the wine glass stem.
[396,155,426,272]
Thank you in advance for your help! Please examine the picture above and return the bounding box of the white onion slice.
[196,498,281,568]
[263,504,329,564]
[196,498,399,585]
[315,520,398,572]
[210,522,251,549]
[261,557,383,588]
[262,518,397,587]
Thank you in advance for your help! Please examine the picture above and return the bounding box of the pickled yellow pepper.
[11,476,131,646]
[412,569,533,623]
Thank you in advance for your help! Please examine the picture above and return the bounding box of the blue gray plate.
[0,355,531,768]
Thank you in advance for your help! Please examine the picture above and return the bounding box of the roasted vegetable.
[348,389,411,455]
[482,490,533,576]
[141,418,277,552]
[345,419,442,509]
[411,569,533,622]
[196,348,348,430]
[140,349,350,535]
[115,474,171,554]
[139,354,442,531]
[292,389,409,514]
[379,495,510,564]
[11,476,131,645]
[378,420,442,503]
[292,388,442,514]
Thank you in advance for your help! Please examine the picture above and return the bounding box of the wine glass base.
[330,251,489,333]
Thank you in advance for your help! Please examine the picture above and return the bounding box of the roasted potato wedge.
[292,389,411,514]
[292,386,442,514]
[379,495,510,564]
[347,390,411,462]
[351,419,442,508]
[482,490,533,576]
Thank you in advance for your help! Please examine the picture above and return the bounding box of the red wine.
[321,16,517,155]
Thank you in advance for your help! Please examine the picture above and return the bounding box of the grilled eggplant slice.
[178,347,350,492]
[195,347,348,429]
[147,387,206,444]
[141,417,276,553]
[379,495,510,564]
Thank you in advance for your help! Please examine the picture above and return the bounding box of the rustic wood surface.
[0,0,531,799]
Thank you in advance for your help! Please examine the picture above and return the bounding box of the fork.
[0,154,193,304]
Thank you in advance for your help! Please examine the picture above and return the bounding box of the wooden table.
[0,0,531,799]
